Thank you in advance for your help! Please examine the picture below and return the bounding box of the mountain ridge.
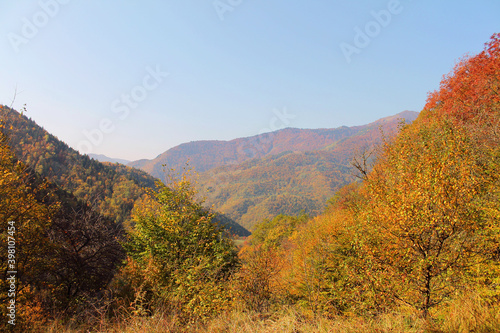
[0,106,250,237]
[89,153,131,165]
[129,111,419,181]
[125,110,419,230]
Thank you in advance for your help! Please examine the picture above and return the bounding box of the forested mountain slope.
[1,106,156,225]
[129,111,418,181]
[197,111,418,230]
[0,106,249,235]
[241,33,500,319]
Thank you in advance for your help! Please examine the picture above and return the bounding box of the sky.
[1,1,499,161]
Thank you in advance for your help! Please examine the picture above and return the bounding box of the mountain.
[1,106,156,225]
[127,126,359,179]
[196,111,418,230]
[1,104,415,233]
[129,111,419,181]
[0,106,250,236]
[88,153,130,165]
[130,111,418,230]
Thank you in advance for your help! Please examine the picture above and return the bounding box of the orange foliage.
[424,33,500,124]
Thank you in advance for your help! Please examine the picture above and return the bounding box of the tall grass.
[33,293,500,333]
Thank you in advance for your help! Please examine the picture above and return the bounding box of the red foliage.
[423,33,500,123]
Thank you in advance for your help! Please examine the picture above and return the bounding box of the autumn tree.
[284,183,376,316]
[234,214,307,312]
[0,105,156,226]
[233,244,288,313]
[0,113,56,330]
[423,33,500,169]
[2,109,127,327]
[122,174,239,319]
[44,196,125,314]
[251,214,308,249]
[360,118,499,317]
[424,33,500,128]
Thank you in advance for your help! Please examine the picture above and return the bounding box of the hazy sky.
[1,1,499,160]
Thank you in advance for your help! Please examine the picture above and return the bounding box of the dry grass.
[436,293,500,333]
[199,309,428,333]
[30,309,430,333]
[33,294,500,333]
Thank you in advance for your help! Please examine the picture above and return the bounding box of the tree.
[2,108,127,326]
[122,174,239,319]
[251,214,308,249]
[360,118,498,317]
[285,183,375,316]
[234,214,307,313]
[45,196,125,314]
[0,112,56,330]
[424,33,500,127]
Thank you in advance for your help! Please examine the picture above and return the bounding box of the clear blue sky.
[1,1,499,160]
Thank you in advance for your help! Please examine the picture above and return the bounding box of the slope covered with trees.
[0,106,156,225]
[0,107,249,236]
[121,173,240,320]
[129,111,418,180]
[197,111,418,230]
[238,33,500,320]
[0,115,125,330]
[3,33,500,333]
[0,106,246,330]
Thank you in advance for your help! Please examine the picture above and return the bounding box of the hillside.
[128,110,418,180]
[0,106,250,236]
[240,33,500,321]
[196,111,418,230]
[2,31,499,332]
[0,105,415,232]
[0,106,157,225]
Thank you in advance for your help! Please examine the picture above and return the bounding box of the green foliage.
[123,175,239,320]
[251,214,308,249]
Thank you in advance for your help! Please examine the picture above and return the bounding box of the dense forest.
[0,34,499,332]
[0,109,249,237]
[197,111,418,230]
[0,107,156,225]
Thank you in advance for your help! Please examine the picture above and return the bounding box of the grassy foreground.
[36,293,500,333]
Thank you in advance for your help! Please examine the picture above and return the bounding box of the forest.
[0,34,499,332]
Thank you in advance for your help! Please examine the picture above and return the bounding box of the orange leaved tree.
[360,117,499,317]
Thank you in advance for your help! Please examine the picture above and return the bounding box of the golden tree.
[360,118,498,317]
[0,112,56,330]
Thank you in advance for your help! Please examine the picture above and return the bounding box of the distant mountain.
[127,127,358,179]
[89,153,130,165]
[196,111,419,230]
[130,111,418,230]
[129,111,419,181]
